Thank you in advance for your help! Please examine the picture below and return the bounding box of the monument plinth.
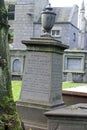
[17,4,68,130]
[17,36,68,130]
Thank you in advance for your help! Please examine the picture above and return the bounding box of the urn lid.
[42,3,56,15]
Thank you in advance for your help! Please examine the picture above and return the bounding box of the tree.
[0,0,23,129]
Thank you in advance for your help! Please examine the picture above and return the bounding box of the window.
[8,4,15,20]
[51,30,61,37]
[12,59,21,73]
[73,33,76,42]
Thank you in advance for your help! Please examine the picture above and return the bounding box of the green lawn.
[12,81,22,101]
[62,82,87,89]
[12,81,87,101]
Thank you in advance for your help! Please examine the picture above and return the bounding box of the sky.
[49,0,85,8]
[49,0,87,16]
[5,0,86,9]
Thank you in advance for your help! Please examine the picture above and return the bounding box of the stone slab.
[45,103,87,130]
[63,85,87,93]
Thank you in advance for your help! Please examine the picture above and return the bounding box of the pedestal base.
[17,100,64,130]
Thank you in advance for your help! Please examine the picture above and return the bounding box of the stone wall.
[13,4,34,49]
[63,50,87,83]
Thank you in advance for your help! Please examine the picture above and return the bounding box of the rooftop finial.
[81,0,85,10]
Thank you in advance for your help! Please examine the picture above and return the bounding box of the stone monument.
[63,1,87,83]
[17,4,68,130]
[45,103,87,130]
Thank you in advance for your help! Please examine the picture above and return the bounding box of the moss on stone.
[0,97,23,130]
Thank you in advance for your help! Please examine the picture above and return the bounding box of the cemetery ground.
[12,80,87,101]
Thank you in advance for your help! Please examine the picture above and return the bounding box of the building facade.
[63,0,87,82]
[5,0,87,81]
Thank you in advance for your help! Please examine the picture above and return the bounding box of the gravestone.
[63,50,87,82]
[17,4,68,130]
[45,103,87,130]
[66,72,73,82]
[17,36,68,130]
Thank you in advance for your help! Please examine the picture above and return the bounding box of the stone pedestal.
[17,36,68,130]
[45,103,87,130]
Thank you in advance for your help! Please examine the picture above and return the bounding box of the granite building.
[63,1,87,82]
[5,0,87,81]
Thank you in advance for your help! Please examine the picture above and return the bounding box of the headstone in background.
[66,72,73,82]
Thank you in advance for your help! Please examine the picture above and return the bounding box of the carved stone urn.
[41,3,56,34]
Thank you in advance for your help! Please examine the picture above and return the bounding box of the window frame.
[8,4,15,20]
[63,54,85,73]
[51,27,62,37]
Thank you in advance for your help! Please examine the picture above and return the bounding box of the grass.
[62,82,87,89]
[11,81,87,101]
[12,81,22,101]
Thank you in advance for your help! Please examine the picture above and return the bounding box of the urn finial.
[41,3,56,35]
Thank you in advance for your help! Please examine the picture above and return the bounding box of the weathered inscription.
[21,52,51,101]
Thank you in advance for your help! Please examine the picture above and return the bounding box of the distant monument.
[17,4,68,130]
[0,0,23,129]
[63,1,87,83]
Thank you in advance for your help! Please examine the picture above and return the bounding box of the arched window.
[12,59,21,72]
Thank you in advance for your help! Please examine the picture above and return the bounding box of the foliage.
[0,0,23,129]
[0,6,7,26]
[0,0,14,27]
[0,96,23,130]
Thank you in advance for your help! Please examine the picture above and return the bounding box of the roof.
[53,7,72,23]
[37,7,72,23]
[36,5,78,26]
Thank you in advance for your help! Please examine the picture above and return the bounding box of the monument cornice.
[22,36,68,54]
